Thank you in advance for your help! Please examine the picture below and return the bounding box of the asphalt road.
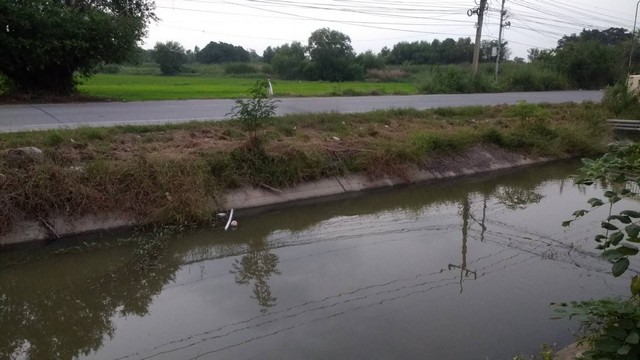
[0,91,603,133]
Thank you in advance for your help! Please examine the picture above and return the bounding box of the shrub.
[224,63,258,75]
[502,101,551,121]
[228,79,279,146]
[602,82,640,118]
[503,65,570,91]
[554,299,640,360]
[418,66,500,94]
[366,69,410,82]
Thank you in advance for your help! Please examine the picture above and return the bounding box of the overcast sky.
[143,0,638,59]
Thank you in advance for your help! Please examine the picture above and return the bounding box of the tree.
[527,48,554,63]
[229,80,279,146]
[196,41,250,64]
[270,42,307,80]
[0,0,156,95]
[153,41,187,75]
[263,46,276,64]
[554,27,631,89]
[356,50,385,71]
[480,40,510,62]
[306,28,361,81]
[555,39,622,89]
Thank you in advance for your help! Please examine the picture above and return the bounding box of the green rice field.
[78,74,418,101]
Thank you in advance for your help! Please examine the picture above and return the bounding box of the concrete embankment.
[1,146,556,246]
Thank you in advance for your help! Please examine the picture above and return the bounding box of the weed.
[502,102,551,121]
[602,82,640,119]
[45,132,65,147]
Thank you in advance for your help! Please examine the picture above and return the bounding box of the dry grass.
[0,103,612,236]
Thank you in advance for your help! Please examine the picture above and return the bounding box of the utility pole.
[469,0,489,78]
[495,0,510,81]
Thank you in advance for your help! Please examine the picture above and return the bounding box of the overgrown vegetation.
[602,83,640,119]
[554,298,640,359]
[0,101,612,237]
[555,93,640,358]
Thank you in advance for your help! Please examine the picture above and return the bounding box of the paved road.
[0,91,603,132]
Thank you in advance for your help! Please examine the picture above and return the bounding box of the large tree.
[270,42,307,80]
[195,41,250,64]
[554,28,631,89]
[0,0,156,95]
[153,41,187,75]
[306,28,361,81]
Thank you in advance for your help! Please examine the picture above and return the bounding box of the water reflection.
[1,239,179,360]
[230,239,280,312]
[0,161,630,360]
[447,196,477,293]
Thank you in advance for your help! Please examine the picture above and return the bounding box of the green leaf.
[617,344,631,355]
[588,198,605,207]
[621,318,636,330]
[562,220,572,227]
[596,234,608,242]
[618,245,639,256]
[626,331,640,345]
[573,209,589,217]
[602,222,620,231]
[632,275,640,296]
[595,337,622,352]
[604,190,618,198]
[609,326,628,339]
[609,215,632,224]
[609,232,625,245]
[613,258,630,277]
[610,196,622,204]
[582,158,595,165]
[621,210,640,218]
[626,224,640,238]
[603,249,624,261]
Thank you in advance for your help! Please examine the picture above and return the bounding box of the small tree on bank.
[229,79,279,148]
[0,0,156,95]
[153,41,187,75]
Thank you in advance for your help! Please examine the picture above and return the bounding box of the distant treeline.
[140,26,639,91]
[2,0,638,96]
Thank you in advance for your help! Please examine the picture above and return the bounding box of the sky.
[142,0,639,60]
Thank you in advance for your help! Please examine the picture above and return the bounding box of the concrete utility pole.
[469,0,489,78]
[628,0,640,76]
[495,0,510,81]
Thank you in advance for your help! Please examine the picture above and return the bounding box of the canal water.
[1,161,634,360]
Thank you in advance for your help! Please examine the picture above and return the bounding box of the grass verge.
[0,102,612,237]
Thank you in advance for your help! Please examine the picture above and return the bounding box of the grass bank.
[0,102,612,238]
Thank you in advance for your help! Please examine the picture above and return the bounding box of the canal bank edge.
[1,145,558,246]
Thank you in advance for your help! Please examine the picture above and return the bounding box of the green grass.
[78,74,418,101]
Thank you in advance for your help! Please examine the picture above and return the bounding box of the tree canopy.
[306,28,361,81]
[153,41,187,75]
[195,41,251,64]
[0,0,156,94]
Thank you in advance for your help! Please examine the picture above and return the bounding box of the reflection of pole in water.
[448,196,477,293]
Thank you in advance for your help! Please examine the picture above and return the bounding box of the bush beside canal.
[0,102,612,238]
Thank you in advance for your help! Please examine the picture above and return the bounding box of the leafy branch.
[563,142,640,293]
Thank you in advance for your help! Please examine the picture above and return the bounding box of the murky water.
[1,161,635,360]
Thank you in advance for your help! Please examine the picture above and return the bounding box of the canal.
[0,161,633,360]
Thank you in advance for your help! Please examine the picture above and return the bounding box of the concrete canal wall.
[1,146,559,246]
